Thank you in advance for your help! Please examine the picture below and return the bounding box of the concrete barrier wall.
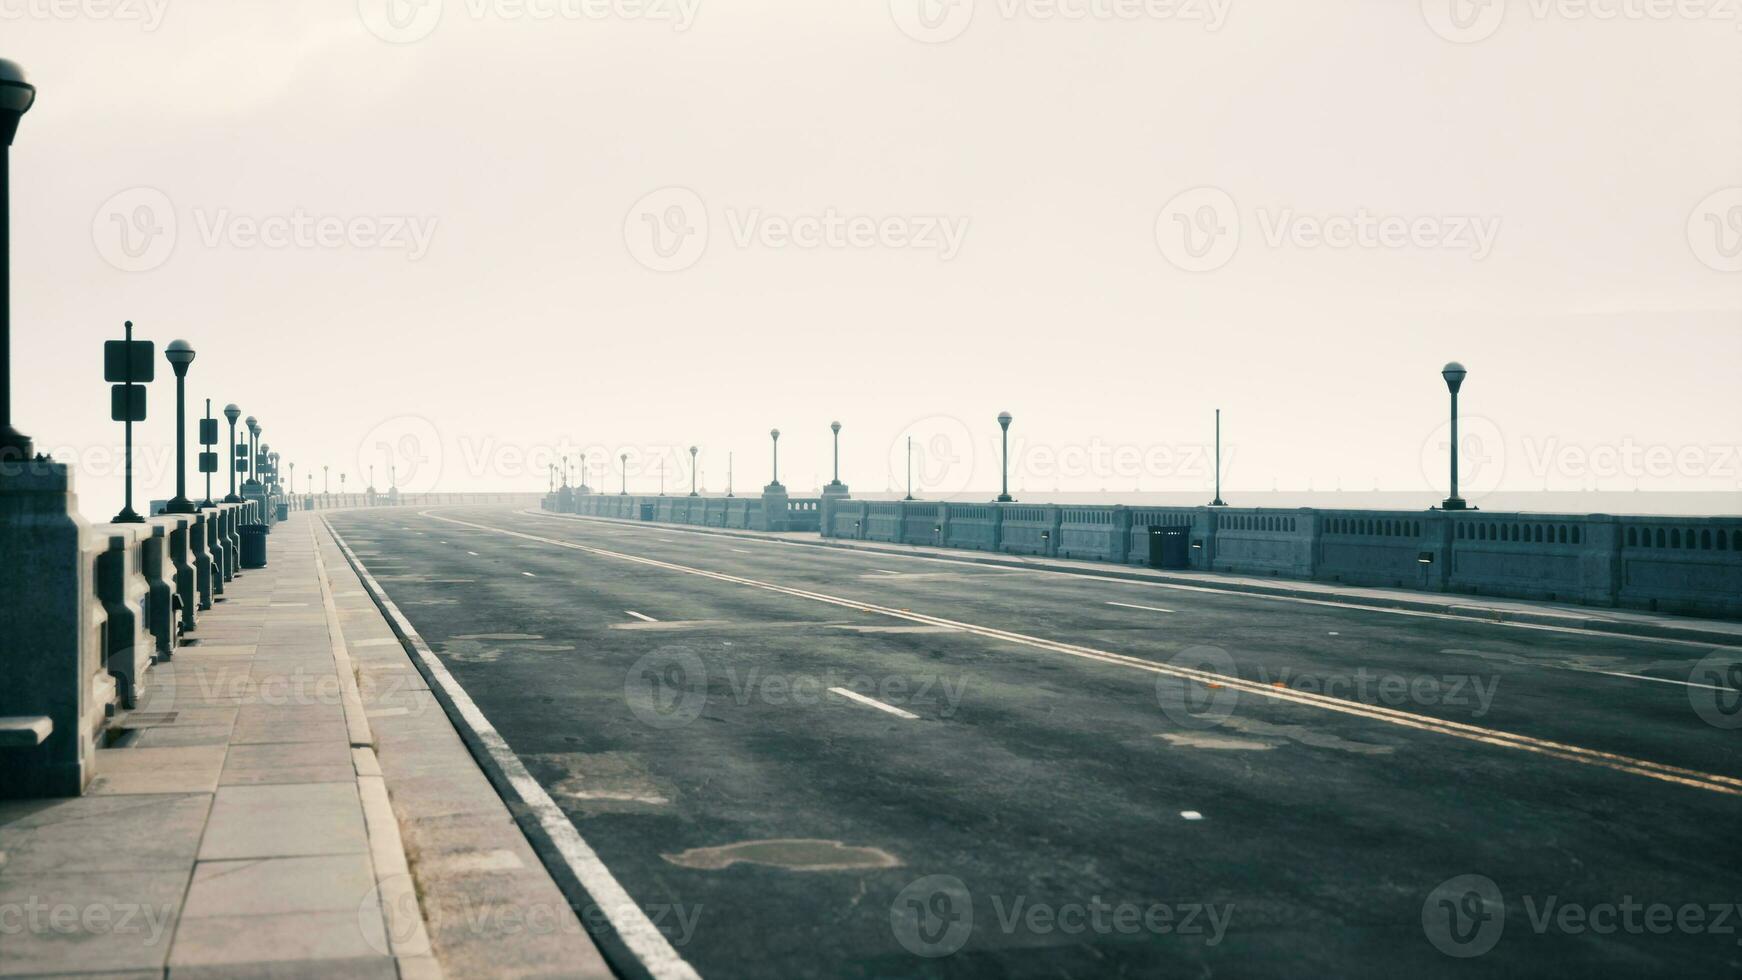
[560,492,780,532]
[811,499,1742,619]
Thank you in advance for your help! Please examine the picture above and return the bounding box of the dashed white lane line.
[871,569,904,577]
[467,551,480,556]
[730,549,753,554]
[432,512,1742,798]
[1180,811,1204,821]
[522,571,536,577]
[1107,600,1175,614]
[625,610,657,622]
[829,687,920,720]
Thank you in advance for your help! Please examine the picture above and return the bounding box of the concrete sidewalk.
[523,509,1742,648]
[0,515,612,978]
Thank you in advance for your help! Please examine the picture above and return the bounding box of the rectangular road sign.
[236,444,249,457]
[236,458,248,473]
[109,384,146,423]
[199,451,218,473]
[103,340,155,384]
[199,418,218,445]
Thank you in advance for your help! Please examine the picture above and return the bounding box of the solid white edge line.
[1106,600,1176,614]
[324,519,702,980]
[625,610,657,622]
[829,686,920,720]
[1569,666,1735,692]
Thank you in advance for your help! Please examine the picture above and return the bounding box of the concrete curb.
[519,509,1742,650]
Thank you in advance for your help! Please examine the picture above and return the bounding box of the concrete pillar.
[0,459,99,798]
[94,526,151,710]
[139,524,176,657]
[1193,506,1217,570]
[1111,507,1132,564]
[990,504,1005,552]
[1044,506,1062,558]
[761,485,790,532]
[191,512,214,611]
[160,515,196,636]
[1578,516,1622,607]
[937,502,952,547]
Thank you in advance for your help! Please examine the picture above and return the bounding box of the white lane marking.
[829,687,919,720]
[1107,600,1175,614]
[1180,811,1204,821]
[1566,667,1734,693]
[323,521,702,980]
[436,513,1742,798]
[467,551,480,556]
[730,549,753,555]
[514,511,1733,652]
[522,571,536,577]
[625,610,657,622]
[871,569,904,577]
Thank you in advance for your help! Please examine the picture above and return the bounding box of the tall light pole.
[769,429,781,488]
[620,452,628,495]
[689,446,699,496]
[658,457,665,496]
[905,435,915,501]
[727,452,734,497]
[163,340,197,514]
[828,421,844,490]
[1210,408,1226,507]
[244,416,259,490]
[0,60,36,464]
[996,411,1014,503]
[224,405,242,502]
[323,464,329,496]
[1441,361,1469,510]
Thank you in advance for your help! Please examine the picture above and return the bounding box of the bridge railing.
[2,479,259,799]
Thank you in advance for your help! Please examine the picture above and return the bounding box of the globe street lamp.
[1440,362,1469,511]
[163,340,197,513]
[996,411,1014,503]
[689,446,699,496]
[829,421,844,489]
[768,429,781,489]
[619,453,628,495]
[244,416,260,489]
[223,405,242,502]
[0,59,37,463]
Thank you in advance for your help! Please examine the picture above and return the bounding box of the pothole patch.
[662,839,902,872]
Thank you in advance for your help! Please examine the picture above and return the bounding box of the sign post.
[103,320,152,522]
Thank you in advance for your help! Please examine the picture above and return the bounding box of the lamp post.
[727,452,734,497]
[905,435,915,501]
[689,446,698,496]
[224,405,241,502]
[287,461,294,506]
[1441,361,1469,510]
[996,411,1014,502]
[1210,408,1226,507]
[323,464,329,496]
[244,416,259,489]
[619,453,628,495]
[0,60,36,464]
[163,340,197,513]
[769,429,781,488]
[579,452,588,493]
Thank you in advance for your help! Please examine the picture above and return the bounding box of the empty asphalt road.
[323,505,1742,979]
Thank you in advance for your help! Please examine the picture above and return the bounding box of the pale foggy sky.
[7,1,1740,521]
